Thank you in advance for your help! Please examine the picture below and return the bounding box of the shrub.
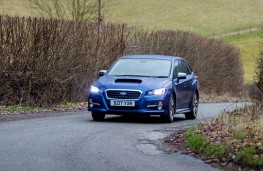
[235,147,263,167]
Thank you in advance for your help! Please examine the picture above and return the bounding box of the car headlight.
[90,86,101,93]
[147,88,166,95]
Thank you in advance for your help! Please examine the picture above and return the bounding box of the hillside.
[1,0,263,36]
[224,31,262,83]
[107,0,263,36]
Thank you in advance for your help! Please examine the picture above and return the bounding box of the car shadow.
[93,114,187,124]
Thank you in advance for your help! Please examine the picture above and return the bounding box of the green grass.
[0,102,87,115]
[183,105,263,168]
[0,105,43,113]
[235,147,263,167]
[1,0,263,36]
[224,31,262,83]
[107,0,263,36]
[0,0,31,16]
[184,127,263,168]
[184,128,209,151]
[184,128,228,159]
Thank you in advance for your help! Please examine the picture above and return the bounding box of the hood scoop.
[114,79,142,84]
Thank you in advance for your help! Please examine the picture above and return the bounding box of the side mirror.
[98,70,107,77]
[177,72,187,80]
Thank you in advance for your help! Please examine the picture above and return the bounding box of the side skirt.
[176,108,191,114]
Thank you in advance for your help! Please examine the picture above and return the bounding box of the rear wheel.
[162,95,175,123]
[91,112,105,121]
[185,93,198,120]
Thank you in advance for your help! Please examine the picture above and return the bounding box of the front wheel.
[91,112,105,121]
[185,93,198,120]
[162,95,175,123]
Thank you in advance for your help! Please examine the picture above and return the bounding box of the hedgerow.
[0,15,243,106]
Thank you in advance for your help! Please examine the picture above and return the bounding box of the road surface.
[0,103,246,171]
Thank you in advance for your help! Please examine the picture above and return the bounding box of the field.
[0,0,263,36]
[224,32,262,83]
[108,0,263,36]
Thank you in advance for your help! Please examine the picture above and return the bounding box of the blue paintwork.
[88,55,199,116]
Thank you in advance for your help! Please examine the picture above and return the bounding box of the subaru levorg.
[88,55,199,123]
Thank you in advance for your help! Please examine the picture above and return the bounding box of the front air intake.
[114,79,142,84]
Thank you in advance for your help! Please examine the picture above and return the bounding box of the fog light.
[158,101,163,110]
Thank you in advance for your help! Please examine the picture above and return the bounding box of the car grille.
[106,90,141,100]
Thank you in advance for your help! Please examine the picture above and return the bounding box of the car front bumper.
[88,92,170,116]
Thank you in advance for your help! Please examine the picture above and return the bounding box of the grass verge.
[0,102,87,116]
[182,104,263,169]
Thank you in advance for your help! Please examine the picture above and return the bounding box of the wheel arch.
[171,90,177,110]
[192,80,199,101]
[195,89,199,101]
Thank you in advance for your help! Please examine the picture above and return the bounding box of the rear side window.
[179,60,192,75]
[173,60,179,79]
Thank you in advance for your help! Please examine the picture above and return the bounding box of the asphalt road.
[0,103,246,171]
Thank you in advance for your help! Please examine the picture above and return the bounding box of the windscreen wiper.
[116,75,151,77]
[150,76,168,78]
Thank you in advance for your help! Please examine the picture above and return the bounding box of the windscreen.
[107,58,171,77]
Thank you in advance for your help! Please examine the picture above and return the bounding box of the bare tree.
[254,33,263,101]
[28,0,98,21]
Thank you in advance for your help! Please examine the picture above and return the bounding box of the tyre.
[162,95,175,123]
[91,112,105,121]
[185,92,198,120]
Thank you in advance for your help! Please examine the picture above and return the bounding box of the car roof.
[120,55,183,61]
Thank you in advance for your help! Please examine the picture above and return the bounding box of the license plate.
[110,100,135,107]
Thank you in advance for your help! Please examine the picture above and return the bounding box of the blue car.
[88,55,199,123]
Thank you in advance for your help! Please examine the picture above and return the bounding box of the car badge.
[120,92,127,96]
